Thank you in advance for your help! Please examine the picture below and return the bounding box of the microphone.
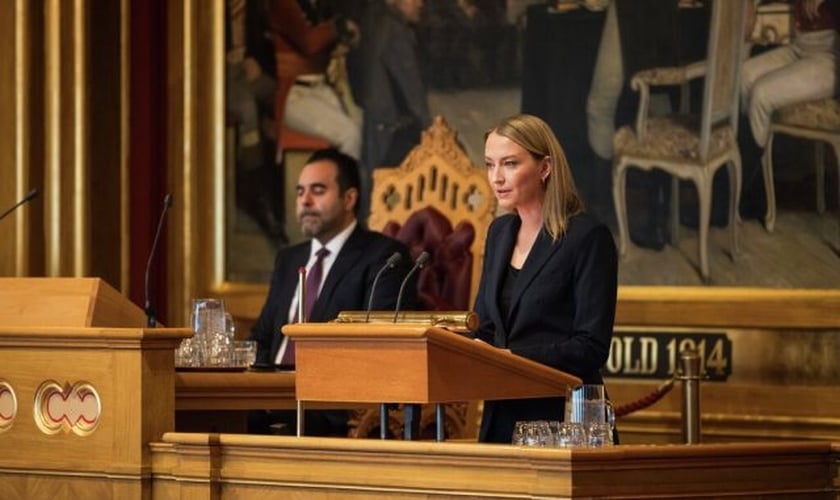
[296,266,306,323]
[0,188,39,222]
[393,251,430,323]
[365,252,403,322]
[145,193,173,327]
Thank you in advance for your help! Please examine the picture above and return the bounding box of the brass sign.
[606,331,732,381]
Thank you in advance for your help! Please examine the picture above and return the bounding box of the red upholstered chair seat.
[279,126,330,151]
[382,206,475,311]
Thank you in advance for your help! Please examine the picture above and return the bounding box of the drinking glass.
[533,420,553,447]
[512,421,529,446]
[233,340,257,367]
[175,337,198,367]
[521,422,543,446]
[587,422,611,448]
[511,421,549,446]
[546,420,563,447]
[556,422,586,448]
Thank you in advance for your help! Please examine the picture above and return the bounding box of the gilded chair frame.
[367,116,497,308]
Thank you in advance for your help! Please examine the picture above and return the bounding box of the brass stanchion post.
[679,348,702,444]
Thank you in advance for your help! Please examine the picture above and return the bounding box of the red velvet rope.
[614,377,676,418]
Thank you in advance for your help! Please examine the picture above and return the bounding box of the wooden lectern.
[0,278,190,499]
[283,322,582,439]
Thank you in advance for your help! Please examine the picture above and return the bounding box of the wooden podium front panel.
[0,327,187,499]
[287,323,581,404]
[295,337,432,402]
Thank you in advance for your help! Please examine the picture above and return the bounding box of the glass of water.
[233,340,257,368]
[587,422,612,447]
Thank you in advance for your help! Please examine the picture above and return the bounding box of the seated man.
[739,0,839,218]
[742,0,839,149]
[248,148,416,436]
[269,0,362,160]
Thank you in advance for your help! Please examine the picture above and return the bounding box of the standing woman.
[473,114,618,444]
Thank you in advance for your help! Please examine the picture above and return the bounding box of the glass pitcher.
[565,384,615,446]
[190,298,227,366]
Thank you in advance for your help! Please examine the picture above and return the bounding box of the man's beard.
[299,212,322,238]
[299,210,341,239]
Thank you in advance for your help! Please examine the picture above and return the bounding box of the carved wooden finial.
[421,116,457,147]
[399,115,472,177]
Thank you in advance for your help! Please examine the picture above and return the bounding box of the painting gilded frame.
[166,0,840,330]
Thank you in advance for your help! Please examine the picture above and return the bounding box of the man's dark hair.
[306,148,362,215]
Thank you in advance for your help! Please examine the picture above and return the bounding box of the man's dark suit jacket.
[472,212,618,443]
[251,224,416,365]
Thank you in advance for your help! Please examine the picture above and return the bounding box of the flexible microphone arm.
[0,188,39,221]
[393,251,430,323]
[145,193,173,327]
[365,252,403,322]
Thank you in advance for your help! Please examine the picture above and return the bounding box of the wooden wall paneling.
[166,0,225,328]
[44,0,86,277]
[88,0,126,291]
[0,1,37,278]
[26,0,46,278]
[0,2,18,276]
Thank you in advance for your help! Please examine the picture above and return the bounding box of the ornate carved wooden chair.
[347,116,495,439]
[367,115,496,310]
[762,97,840,233]
[612,0,746,283]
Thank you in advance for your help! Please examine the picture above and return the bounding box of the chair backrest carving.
[699,0,746,161]
[368,116,496,309]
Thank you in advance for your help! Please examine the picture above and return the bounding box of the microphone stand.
[145,194,173,328]
[296,266,306,437]
[366,251,403,438]
[0,188,39,222]
[391,251,430,440]
[393,251,430,323]
[366,252,403,322]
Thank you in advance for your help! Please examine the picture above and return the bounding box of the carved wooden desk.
[174,370,373,433]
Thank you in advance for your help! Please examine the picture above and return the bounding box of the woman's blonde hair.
[486,114,583,240]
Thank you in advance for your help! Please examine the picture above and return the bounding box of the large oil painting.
[222,0,839,289]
